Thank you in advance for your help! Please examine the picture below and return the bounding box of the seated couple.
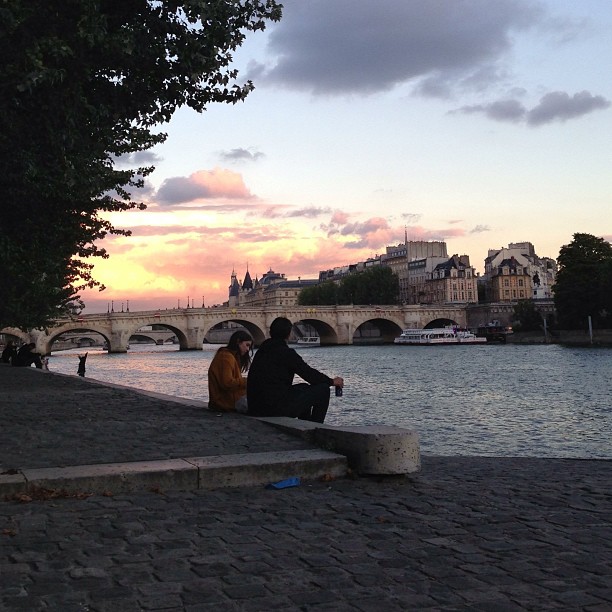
[207,317,343,423]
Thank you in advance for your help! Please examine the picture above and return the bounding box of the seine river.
[48,343,612,459]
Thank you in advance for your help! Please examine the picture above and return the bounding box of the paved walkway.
[1,366,611,611]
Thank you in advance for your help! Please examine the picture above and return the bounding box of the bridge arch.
[353,317,404,344]
[292,318,338,345]
[44,325,111,355]
[0,328,29,345]
[204,318,267,347]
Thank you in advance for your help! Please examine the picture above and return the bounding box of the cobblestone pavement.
[1,366,612,611]
[0,367,313,471]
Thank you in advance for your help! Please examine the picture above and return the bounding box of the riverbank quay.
[0,366,344,495]
[1,368,611,610]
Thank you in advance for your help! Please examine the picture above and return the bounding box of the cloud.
[284,206,332,218]
[453,90,610,125]
[155,168,254,205]
[401,213,422,224]
[527,90,611,125]
[470,224,491,234]
[250,0,543,96]
[330,211,350,225]
[220,148,265,162]
[114,151,162,167]
[403,226,468,244]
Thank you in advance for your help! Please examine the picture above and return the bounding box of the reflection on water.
[49,343,612,459]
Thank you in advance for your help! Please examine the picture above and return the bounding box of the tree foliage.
[554,233,612,329]
[298,266,400,306]
[511,300,543,332]
[0,0,281,329]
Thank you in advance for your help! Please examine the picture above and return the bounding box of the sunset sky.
[82,0,612,313]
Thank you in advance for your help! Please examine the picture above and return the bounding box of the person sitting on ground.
[247,317,343,423]
[207,330,253,412]
[12,342,43,368]
[1,340,17,364]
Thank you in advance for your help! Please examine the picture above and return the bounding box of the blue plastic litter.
[266,476,301,490]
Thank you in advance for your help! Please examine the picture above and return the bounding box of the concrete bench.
[257,418,420,475]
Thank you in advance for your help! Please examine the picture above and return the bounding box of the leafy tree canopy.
[298,266,400,306]
[511,299,543,332]
[554,233,612,329]
[0,0,281,329]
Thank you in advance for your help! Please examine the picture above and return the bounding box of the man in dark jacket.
[247,317,343,423]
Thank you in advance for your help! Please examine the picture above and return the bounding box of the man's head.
[269,317,293,340]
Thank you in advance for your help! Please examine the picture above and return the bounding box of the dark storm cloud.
[250,0,543,95]
[454,90,610,125]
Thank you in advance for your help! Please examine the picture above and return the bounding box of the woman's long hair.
[226,330,253,372]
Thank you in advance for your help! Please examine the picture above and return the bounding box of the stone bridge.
[2,304,470,354]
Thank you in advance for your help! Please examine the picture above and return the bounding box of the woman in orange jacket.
[207,330,253,412]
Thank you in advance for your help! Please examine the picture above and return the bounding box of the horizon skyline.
[79,0,612,314]
[82,235,559,314]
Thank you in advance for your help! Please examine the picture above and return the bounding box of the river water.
[48,343,612,459]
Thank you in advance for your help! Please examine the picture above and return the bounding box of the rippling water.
[48,343,612,459]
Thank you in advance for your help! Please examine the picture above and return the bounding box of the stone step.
[0,449,347,498]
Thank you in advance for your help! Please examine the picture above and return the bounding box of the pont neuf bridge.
[3,303,486,354]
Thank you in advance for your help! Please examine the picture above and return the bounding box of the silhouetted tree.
[0,0,281,329]
[554,233,612,329]
[512,300,543,332]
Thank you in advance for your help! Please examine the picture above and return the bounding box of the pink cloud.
[155,168,253,205]
[331,210,350,224]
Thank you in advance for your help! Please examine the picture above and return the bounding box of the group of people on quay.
[1,341,46,369]
[2,316,343,424]
[1,339,86,375]
[208,316,344,423]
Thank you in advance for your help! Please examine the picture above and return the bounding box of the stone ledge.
[185,449,347,489]
[256,418,420,475]
[1,450,348,498]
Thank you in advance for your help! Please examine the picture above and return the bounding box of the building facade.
[382,239,448,304]
[484,242,556,301]
[422,255,479,304]
[228,268,318,307]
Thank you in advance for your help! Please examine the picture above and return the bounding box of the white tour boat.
[296,336,321,347]
[394,327,487,345]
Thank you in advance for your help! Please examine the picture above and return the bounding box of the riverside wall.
[508,329,612,346]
